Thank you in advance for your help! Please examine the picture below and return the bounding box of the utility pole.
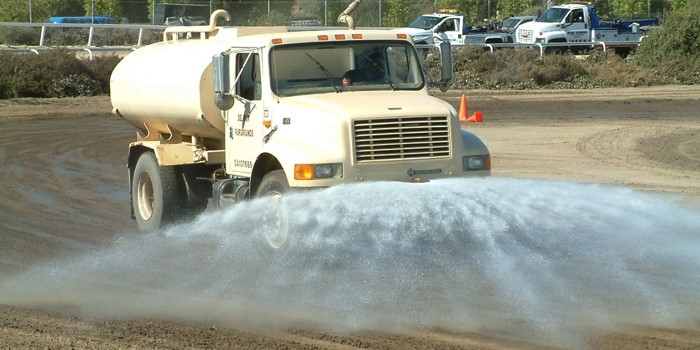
[488,0,491,21]
[29,0,33,23]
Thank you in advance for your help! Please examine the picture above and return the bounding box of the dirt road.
[1,86,699,349]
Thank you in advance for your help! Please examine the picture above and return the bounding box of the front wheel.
[256,170,290,249]
[131,152,182,233]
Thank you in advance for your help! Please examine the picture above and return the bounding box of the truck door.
[564,8,589,42]
[434,17,463,45]
[226,50,264,177]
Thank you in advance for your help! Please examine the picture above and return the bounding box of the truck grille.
[353,116,450,162]
[517,29,534,44]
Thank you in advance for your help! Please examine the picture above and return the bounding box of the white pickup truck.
[515,3,658,54]
[399,10,534,47]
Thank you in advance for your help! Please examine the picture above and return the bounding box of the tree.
[0,0,81,22]
[384,0,416,27]
[84,0,122,20]
[598,0,670,18]
[632,2,700,78]
[496,0,541,20]
[670,0,688,9]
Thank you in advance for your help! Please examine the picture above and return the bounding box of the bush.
[631,4,700,84]
[1,26,162,47]
[0,27,41,45]
[427,43,687,90]
[0,49,121,98]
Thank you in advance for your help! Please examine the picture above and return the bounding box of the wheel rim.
[136,172,154,220]
[261,194,289,249]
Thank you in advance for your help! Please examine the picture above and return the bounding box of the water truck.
[110,10,491,239]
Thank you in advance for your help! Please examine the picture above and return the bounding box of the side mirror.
[212,53,234,110]
[438,41,453,92]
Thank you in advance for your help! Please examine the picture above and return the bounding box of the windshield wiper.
[305,53,340,93]
[361,53,397,91]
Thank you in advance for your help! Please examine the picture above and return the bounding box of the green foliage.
[496,0,540,20]
[53,0,85,16]
[430,47,686,91]
[670,0,689,8]
[631,3,700,84]
[383,0,416,27]
[0,49,120,98]
[0,0,65,22]
[84,0,122,19]
[0,0,92,22]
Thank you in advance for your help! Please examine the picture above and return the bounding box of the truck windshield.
[409,15,441,30]
[270,41,425,97]
[501,18,520,31]
[501,17,532,31]
[538,7,570,23]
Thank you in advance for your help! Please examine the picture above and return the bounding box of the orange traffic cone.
[465,111,483,123]
[458,94,468,122]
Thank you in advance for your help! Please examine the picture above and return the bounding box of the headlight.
[462,155,490,171]
[294,163,343,180]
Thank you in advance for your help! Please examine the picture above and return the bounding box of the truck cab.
[401,10,518,47]
[516,4,593,44]
[516,3,657,48]
[401,11,467,46]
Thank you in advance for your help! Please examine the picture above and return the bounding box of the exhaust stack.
[338,0,362,30]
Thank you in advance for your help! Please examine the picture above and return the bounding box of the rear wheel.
[132,152,182,233]
[256,170,290,249]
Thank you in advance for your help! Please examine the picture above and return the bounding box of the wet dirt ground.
[1,86,699,349]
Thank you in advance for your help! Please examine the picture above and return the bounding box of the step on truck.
[515,3,658,54]
[110,10,491,236]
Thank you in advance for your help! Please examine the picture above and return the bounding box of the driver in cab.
[342,52,384,86]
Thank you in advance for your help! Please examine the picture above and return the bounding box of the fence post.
[39,26,46,46]
[88,26,94,46]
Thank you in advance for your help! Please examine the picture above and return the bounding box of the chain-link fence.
[120,1,439,28]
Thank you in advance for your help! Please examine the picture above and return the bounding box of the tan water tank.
[110,38,231,140]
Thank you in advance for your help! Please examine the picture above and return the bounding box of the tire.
[256,170,290,249]
[256,170,290,197]
[131,152,183,233]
